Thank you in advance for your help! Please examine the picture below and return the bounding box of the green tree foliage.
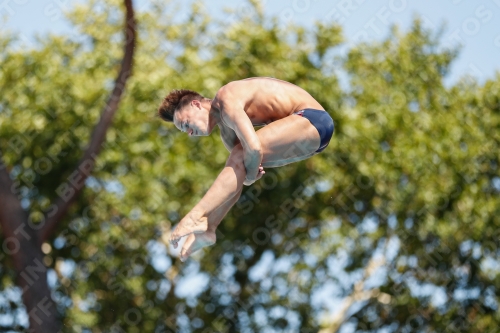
[338,22,500,332]
[0,0,499,332]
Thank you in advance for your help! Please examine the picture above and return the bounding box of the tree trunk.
[0,162,61,332]
[0,0,136,331]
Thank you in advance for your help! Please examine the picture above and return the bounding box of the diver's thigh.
[255,115,320,167]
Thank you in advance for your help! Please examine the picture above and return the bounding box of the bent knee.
[225,144,244,167]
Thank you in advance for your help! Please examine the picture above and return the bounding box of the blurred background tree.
[0,0,136,331]
[0,0,499,332]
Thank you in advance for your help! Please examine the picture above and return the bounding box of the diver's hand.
[243,165,265,186]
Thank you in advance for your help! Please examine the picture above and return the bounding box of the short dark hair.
[157,89,205,122]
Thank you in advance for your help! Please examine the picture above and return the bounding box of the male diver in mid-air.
[158,77,334,261]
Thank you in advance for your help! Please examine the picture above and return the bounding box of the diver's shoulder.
[213,82,247,109]
[215,79,253,98]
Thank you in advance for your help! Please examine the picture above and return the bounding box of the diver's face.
[173,101,209,136]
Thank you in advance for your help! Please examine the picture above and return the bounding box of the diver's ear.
[191,99,202,109]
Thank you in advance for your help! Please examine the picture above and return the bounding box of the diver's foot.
[180,231,216,262]
[170,212,208,248]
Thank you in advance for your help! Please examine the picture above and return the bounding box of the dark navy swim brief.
[293,109,334,153]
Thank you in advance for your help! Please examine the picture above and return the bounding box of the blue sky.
[2,0,500,85]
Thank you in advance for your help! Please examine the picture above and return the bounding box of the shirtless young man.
[158,77,334,261]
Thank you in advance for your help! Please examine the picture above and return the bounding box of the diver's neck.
[206,99,220,133]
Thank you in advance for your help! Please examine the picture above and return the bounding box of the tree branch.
[319,240,391,333]
[40,0,136,244]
